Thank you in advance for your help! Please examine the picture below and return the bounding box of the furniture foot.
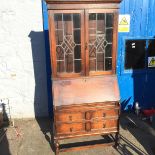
[115,133,120,149]
[54,140,60,155]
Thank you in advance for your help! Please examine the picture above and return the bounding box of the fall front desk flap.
[53,75,120,106]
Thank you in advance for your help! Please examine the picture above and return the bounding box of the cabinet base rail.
[54,133,119,155]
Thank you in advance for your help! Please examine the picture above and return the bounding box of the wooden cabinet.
[55,102,119,136]
[46,0,121,154]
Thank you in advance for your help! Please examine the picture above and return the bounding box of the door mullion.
[85,10,89,76]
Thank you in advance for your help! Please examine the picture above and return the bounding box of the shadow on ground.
[118,112,155,155]
[35,117,55,152]
[29,31,54,152]
[0,102,11,155]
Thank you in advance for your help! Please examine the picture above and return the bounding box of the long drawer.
[55,108,119,123]
[56,119,118,134]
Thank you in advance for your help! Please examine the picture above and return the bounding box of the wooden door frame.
[85,9,118,76]
[48,10,85,78]
[48,9,118,78]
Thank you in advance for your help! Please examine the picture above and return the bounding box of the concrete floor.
[1,113,155,155]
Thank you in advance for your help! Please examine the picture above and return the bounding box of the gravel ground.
[0,113,155,155]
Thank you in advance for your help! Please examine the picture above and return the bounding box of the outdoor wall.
[118,0,155,110]
[0,0,48,118]
[1,0,155,118]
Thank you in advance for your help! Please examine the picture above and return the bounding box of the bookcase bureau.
[46,0,121,154]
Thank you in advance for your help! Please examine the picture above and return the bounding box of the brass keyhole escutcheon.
[70,127,73,132]
[103,113,106,117]
[85,111,92,120]
[103,124,106,128]
[69,116,72,121]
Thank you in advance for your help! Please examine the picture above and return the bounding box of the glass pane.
[55,30,63,45]
[54,14,62,29]
[75,60,81,73]
[73,14,80,28]
[74,45,81,59]
[54,13,82,74]
[148,40,155,69]
[88,13,114,72]
[57,61,64,72]
[89,45,96,58]
[74,30,81,44]
[64,14,72,35]
[148,40,155,57]
[97,14,105,34]
[89,59,96,71]
[56,46,64,60]
[106,29,113,43]
[89,29,96,35]
[106,14,114,27]
[105,58,112,70]
[65,54,73,72]
[105,44,112,57]
[125,40,146,70]
[89,35,96,44]
[89,14,96,28]
[97,53,104,70]
[97,45,104,53]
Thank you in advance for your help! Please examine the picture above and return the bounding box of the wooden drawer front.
[92,109,118,119]
[55,112,84,122]
[91,119,118,130]
[56,123,85,134]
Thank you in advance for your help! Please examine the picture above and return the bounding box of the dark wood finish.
[56,128,118,139]
[85,9,118,75]
[53,76,120,106]
[60,141,115,152]
[55,111,85,122]
[46,0,121,3]
[49,10,85,78]
[47,4,120,10]
[46,0,121,154]
[55,102,119,135]
[56,122,85,134]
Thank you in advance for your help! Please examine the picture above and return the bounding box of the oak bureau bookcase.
[46,0,121,154]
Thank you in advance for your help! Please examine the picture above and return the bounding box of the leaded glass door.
[49,10,85,78]
[49,9,117,78]
[85,9,118,76]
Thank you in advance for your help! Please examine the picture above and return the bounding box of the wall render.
[0,0,48,118]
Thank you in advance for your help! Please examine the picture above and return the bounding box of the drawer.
[91,119,118,130]
[91,108,119,119]
[56,122,85,134]
[55,111,85,122]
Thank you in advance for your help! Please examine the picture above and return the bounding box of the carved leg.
[54,140,60,155]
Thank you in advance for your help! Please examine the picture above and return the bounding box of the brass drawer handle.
[103,124,106,128]
[85,122,91,132]
[103,113,106,117]
[69,116,72,121]
[85,111,92,120]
